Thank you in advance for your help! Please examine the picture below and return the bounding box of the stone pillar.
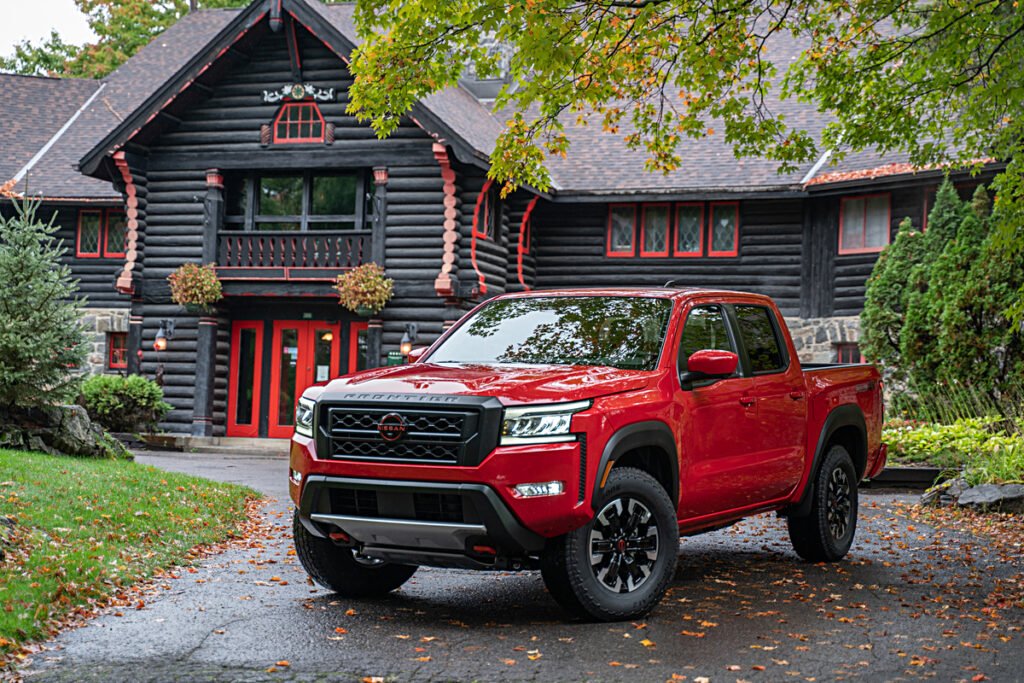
[192,315,218,437]
[203,169,224,264]
[366,167,388,368]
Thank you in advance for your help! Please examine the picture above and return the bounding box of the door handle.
[739,396,756,407]
[789,391,806,400]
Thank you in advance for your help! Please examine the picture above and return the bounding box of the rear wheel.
[787,444,859,562]
[541,467,677,621]
[293,511,417,596]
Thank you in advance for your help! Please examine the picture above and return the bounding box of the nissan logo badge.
[377,412,407,442]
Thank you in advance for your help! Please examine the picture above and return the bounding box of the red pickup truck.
[289,288,886,621]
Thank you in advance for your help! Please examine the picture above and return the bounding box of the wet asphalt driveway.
[22,451,1024,682]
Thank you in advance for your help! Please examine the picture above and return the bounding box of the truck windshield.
[427,296,673,371]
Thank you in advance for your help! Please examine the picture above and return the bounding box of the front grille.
[329,487,379,517]
[413,492,465,523]
[319,399,501,467]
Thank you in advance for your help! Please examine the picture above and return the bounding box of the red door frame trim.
[838,192,891,255]
[227,320,264,438]
[673,202,705,257]
[639,203,672,258]
[606,203,637,257]
[708,202,740,257]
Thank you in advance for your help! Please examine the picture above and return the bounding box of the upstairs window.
[606,201,739,258]
[77,208,127,258]
[474,183,499,240]
[272,101,325,144]
[839,193,890,254]
[225,172,366,232]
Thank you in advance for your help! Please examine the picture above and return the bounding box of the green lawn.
[0,449,258,659]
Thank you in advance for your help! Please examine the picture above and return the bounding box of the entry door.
[227,321,265,438]
[268,320,341,438]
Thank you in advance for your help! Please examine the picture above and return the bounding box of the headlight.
[295,397,316,437]
[501,400,590,445]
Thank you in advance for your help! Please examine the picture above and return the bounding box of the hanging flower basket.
[334,263,394,316]
[168,263,223,313]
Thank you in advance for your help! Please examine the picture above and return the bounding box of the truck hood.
[313,363,657,405]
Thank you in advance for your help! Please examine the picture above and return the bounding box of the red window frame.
[673,202,705,257]
[838,192,891,255]
[103,210,127,258]
[707,202,740,257]
[107,332,128,369]
[76,210,103,257]
[520,213,531,255]
[639,203,671,257]
[272,101,326,144]
[606,203,637,257]
[473,182,497,240]
[835,343,863,364]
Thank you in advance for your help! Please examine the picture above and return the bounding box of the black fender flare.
[592,421,679,509]
[787,404,867,518]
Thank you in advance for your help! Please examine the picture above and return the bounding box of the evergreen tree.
[0,202,88,408]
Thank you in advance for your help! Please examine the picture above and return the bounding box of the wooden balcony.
[216,231,370,281]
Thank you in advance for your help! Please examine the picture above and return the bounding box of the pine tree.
[0,201,88,408]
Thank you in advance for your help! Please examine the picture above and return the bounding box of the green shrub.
[883,417,1023,469]
[79,374,171,433]
[962,443,1024,486]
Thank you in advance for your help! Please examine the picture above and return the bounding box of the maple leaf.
[641,639,656,648]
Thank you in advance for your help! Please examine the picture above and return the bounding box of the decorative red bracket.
[113,151,140,295]
[433,143,459,298]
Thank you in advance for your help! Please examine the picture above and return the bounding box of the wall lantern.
[400,323,418,357]
[154,320,175,352]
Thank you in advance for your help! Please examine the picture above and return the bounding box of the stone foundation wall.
[79,308,130,375]
[784,316,861,364]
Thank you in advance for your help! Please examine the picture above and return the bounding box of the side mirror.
[406,346,429,364]
[681,349,738,386]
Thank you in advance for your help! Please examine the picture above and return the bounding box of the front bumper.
[297,475,546,569]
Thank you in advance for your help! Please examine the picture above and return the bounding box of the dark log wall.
[0,203,129,309]
[454,162,511,305]
[132,21,447,433]
[504,193,537,292]
[532,199,805,316]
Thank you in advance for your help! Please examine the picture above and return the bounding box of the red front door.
[268,320,341,438]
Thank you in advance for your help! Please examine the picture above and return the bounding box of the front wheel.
[541,467,678,621]
[293,511,417,597]
[787,444,859,562]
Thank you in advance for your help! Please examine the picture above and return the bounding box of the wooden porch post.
[193,170,224,436]
[366,167,388,368]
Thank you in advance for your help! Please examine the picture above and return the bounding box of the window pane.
[235,328,257,426]
[675,205,702,254]
[314,328,333,382]
[276,328,299,426]
[225,176,247,217]
[680,306,734,364]
[864,195,890,248]
[258,176,303,216]
[254,221,301,232]
[79,212,101,254]
[312,175,357,216]
[355,328,368,372]
[609,206,635,253]
[643,206,669,254]
[841,198,865,250]
[710,204,737,253]
[108,332,128,369]
[735,305,785,373]
[106,212,127,255]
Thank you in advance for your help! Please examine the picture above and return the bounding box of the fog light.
[290,469,302,485]
[513,481,564,498]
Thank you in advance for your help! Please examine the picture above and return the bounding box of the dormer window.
[272,101,325,144]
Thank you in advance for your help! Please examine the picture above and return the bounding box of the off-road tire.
[293,511,417,596]
[787,444,859,562]
[541,467,677,621]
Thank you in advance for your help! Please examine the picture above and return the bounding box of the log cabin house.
[0,0,1001,438]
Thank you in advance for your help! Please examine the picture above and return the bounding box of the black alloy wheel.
[589,496,660,593]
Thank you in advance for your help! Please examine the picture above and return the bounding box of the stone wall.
[79,308,130,375]
[784,316,861,364]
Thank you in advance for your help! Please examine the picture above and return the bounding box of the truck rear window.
[428,296,673,371]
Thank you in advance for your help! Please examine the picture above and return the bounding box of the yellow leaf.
[641,639,656,648]
[415,656,432,662]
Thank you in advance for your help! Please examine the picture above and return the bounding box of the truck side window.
[679,306,735,369]
[735,305,786,373]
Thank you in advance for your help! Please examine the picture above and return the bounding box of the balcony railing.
[217,231,369,281]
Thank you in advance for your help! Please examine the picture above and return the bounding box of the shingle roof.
[1,0,995,200]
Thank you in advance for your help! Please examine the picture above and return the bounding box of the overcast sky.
[0,0,95,58]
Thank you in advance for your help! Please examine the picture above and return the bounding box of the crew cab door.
[732,304,807,501]
[674,304,761,518]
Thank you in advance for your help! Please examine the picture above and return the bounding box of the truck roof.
[493,287,773,303]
